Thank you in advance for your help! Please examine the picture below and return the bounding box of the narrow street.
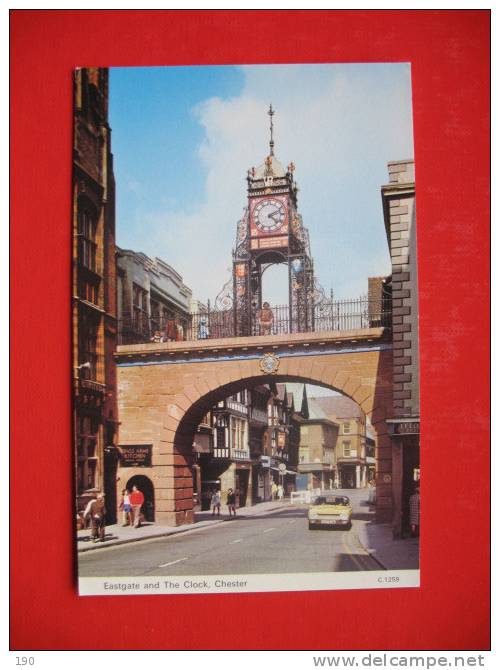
[79,489,381,576]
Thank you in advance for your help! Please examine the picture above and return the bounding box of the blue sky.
[110,64,414,305]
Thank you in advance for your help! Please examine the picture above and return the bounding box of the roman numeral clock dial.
[253,198,286,233]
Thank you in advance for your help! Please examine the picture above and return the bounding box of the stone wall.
[115,328,393,525]
[382,160,419,418]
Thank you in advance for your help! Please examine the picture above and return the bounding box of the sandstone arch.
[116,331,393,526]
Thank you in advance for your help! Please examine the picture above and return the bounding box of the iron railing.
[117,296,391,345]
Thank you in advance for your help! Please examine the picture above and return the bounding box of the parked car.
[307,494,352,530]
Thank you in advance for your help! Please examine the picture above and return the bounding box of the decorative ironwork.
[117,296,392,345]
[215,275,233,311]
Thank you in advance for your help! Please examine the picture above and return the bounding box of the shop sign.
[120,444,152,468]
[394,421,420,435]
[260,456,270,468]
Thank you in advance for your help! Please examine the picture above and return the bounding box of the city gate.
[115,326,393,526]
[115,107,396,528]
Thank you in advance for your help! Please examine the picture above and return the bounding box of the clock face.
[253,198,286,233]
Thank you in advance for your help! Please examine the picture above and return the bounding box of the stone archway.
[116,329,393,527]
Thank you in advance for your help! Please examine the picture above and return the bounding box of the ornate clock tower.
[230,105,316,336]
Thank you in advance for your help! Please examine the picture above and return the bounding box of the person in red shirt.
[130,485,145,528]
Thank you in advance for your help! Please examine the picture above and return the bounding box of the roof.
[306,398,328,420]
[275,383,287,403]
[253,155,286,179]
[311,395,363,420]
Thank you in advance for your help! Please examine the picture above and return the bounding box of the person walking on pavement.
[277,483,284,501]
[119,488,133,526]
[211,489,221,517]
[271,481,278,501]
[83,493,106,543]
[227,488,236,518]
[409,485,420,537]
[130,485,145,528]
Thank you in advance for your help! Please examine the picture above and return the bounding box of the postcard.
[73,63,420,595]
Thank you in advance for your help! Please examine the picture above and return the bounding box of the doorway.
[126,475,155,522]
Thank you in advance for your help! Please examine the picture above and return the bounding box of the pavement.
[77,490,419,572]
[355,518,419,570]
[76,499,289,553]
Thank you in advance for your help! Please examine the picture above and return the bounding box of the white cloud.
[135,64,413,304]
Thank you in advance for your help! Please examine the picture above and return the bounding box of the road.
[79,488,381,577]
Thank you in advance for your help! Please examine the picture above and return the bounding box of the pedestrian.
[119,488,133,526]
[227,488,236,518]
[271,481,278,501]
[198,316,209,339]
[150,330,163,343]
[130,485,145,528]
[211,489,221,517]
[257,302,274,335]
[277,483,284,501]
[165,318,176,342]
[83,493,106,543]
[409,485,420,537]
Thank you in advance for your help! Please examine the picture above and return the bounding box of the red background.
[10,10,490,650]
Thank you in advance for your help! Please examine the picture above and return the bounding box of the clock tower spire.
[268,103,275,157]
[215,105,320,337]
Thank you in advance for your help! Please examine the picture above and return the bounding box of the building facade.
[115,248,193,520]
[381,159,420,537]
[312,395,371,489]
[116,247,193,344]
[295,394,338,492]
[72,67,119,521]
[194,383,301,510]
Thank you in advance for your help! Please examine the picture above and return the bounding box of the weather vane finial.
[268,103,275,157]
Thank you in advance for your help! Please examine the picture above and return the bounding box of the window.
[76,415,99,493]
[343,422,351,434]
[77,209,97,272]
[132,283,149,334]
[78,278,99,305]
[150,299,160,330]
[78,312,99,380]
[343,441,353,457]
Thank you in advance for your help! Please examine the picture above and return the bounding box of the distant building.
[295,392,339,492]
[381,159,420,537]
[193,382,303,509]
[268,384,301,495]
[312,395,370,489]
[72,67,119,520]
[116,247,193,344]
[195,387,270,510]
[115,248,195,520]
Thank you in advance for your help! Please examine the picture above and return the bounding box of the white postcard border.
[79,569,419,596]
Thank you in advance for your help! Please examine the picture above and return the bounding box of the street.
[79,489,382,576]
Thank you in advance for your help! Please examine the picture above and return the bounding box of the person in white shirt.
[211,490,221,517]
[83,494,106,543]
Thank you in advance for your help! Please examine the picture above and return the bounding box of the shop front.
[387,419,420,537]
